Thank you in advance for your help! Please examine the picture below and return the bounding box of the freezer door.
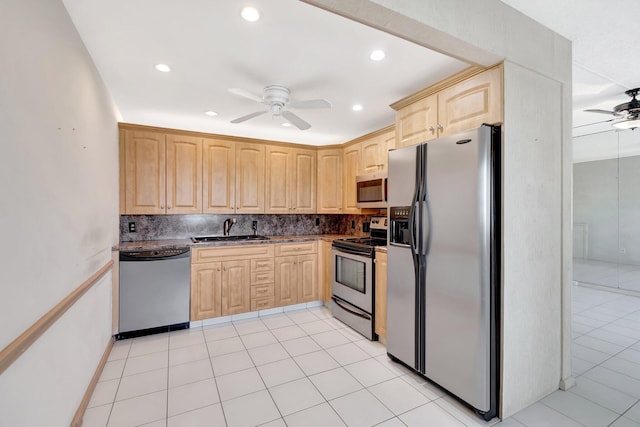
[386,244,417,368]
[387,145,417,207]
[386,144,419,368]
[422,127,493,411]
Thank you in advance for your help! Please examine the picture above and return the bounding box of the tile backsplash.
[119,214,373,241]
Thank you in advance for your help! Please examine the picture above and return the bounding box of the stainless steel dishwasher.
[118,247,191,339]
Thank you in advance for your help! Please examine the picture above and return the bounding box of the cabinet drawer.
[251,258,274,272]
[251,271,274,285]
[251,297,275,311]
[192,244,274,263]
[275,241,317,256]
[251,284,274,299]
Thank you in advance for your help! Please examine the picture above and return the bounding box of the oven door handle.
[331,296,371,320]
[332,246,371,258]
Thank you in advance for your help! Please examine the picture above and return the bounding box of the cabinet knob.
[428,126,435,134]
[167,206,171,210]
[160,205,164,209]
[437,124,444,131]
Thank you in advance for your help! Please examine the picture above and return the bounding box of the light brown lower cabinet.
[375,251,388,339]
[274,242,318,306]
[319,240,333,303]
[221,260,251,316]
[191,242,319,321]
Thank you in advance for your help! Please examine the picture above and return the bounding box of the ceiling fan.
[585,88,640,129]
[228,85,331,130]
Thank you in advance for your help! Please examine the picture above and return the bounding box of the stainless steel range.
[331,216,387,340]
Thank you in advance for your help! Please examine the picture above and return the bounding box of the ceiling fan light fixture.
[282,122,293,127]
[204,111,218,117]
[240,6,261,22]
[352,104,363,111]
[612,117,640,130]
[370,50,385,61]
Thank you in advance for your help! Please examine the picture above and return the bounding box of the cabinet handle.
[160,205,164,209]
[428,126,435,134]
[167,206,171,210]
[437,124,444,131]
[257,275,267,281]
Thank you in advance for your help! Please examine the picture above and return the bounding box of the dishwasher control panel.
[120,247,190,261]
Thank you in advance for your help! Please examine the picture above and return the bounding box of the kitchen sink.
[191,235,270,243]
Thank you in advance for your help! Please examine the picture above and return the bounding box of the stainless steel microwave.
[356,172,387,208]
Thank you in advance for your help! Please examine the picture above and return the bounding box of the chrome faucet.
[223,218,237,236]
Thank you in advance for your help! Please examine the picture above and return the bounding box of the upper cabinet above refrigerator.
[392,66,503,148]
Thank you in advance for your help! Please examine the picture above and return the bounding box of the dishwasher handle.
[120,247,190,261]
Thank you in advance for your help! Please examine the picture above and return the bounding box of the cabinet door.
[374,252,388,338]
[438,66,502,136]
[124,131,166,214]
[166,135,202,214]
[317,149,343,214]
[321,241,332,303]
[298,254,318,303]
[274,256,298,306]
[360,135,386,174]
[292,149,317,213]
[381,130,396,172]
[343,144,361,214]
[190,262,222,321]
[221,260,251,316]
[265,146,293,213]
[203,138,235,214]
[395,94,438,147]
[236,142,265,213]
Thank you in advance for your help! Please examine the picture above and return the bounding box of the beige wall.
[0,0,119,425]
[302,0,573,418]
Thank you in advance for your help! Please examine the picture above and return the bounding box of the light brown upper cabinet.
[265,146,316,214]
[123,130,201,214]
[203,138,235,213]
[235,142,265,213]
[166,134,202,214]
[203,140,265,214]
[360,129,396,174]
[396,94,439,147]
[343,144,361,214]
[317,149,343,214]
[395,66,503,148]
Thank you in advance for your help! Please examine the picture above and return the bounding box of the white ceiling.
[500,0,640,139]
[61,0,469,146]
[63,0,640,148]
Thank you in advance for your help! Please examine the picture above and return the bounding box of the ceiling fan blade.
[228,88,263,103]
[584,109,614,115]
[230,110,267,124]
[282,110,311,130]
[289,99,332,109]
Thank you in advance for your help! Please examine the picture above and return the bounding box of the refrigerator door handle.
[420,200,432,255]
[410,202,419,255]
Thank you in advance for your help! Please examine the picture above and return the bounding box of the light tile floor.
[83,285,640,427]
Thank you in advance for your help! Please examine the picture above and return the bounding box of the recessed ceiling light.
[240,6,261,22]
[154,63,171,72]
[352,104,363,112]
[282,122,292,127]
[370,50,385,61]
[205,111,218,117]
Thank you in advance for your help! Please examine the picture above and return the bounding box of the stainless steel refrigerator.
[386,125,500,421]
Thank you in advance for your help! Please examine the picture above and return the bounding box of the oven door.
[331,247,373,313]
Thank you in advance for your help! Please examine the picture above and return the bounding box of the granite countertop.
[114,234,354,251]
